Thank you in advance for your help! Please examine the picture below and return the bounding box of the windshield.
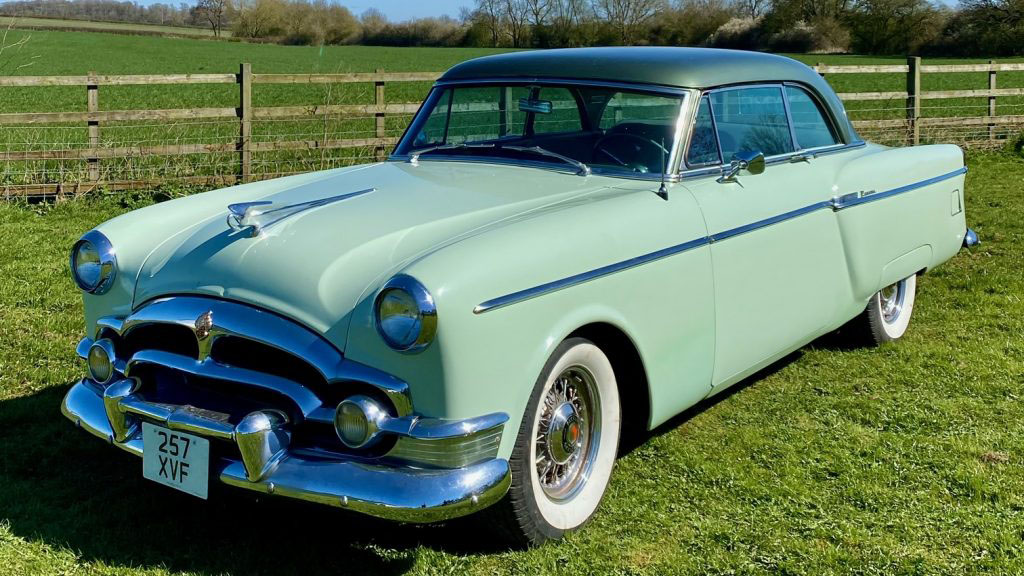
[394,83,686,176]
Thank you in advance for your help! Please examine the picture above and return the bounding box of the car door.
[682,84,852,392]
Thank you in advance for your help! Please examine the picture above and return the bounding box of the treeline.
[0,0,200,28]
[3,0,1024,56]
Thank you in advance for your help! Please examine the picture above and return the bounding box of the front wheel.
[491,338,621,547]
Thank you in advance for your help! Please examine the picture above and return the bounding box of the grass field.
[0,28,1023,185]
[0,145,1021,574]
[0,16,227,38]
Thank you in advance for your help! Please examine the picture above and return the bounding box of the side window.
[785,85,839,149]
[687,95,721,166]
[709,86,794,160]
[532,87,582,134]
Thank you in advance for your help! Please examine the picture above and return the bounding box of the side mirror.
[717,149,765,183]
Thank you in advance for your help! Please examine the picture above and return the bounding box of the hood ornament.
[194,310,214,341]
[227,188,375,237]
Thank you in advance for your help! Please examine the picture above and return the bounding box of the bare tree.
[195,0,227,36]
[475,0,505,46]
[0,21,35,76]
[525,0,554,26]
[592,0,666,43]
[504,0,530,46]
[732,0,773,18]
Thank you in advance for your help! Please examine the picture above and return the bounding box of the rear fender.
[833,144,966,301]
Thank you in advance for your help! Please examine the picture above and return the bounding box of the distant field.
[0,27,1022,185]
[0,15,225,38]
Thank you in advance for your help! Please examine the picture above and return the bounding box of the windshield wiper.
[497,145,591,176]
[408,142,494,164]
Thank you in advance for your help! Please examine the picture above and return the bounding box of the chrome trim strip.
[473,236,709,314]
[709,201,834,242]
[832,166,967,209]
[433,76,689,95]
[475,166,965,313]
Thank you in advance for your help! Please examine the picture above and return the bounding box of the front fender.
[343,183,715,459]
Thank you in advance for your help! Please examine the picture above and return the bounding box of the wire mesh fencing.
[1,61,1022,200]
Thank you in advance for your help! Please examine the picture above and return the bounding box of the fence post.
[375,68,386,161]
[87,70,100,183]
[817,61,825,78]
[906,56,920,146]
[989,59,997,142]
[239,62,252,183]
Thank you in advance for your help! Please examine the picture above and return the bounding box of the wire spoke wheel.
[534,365,601,502]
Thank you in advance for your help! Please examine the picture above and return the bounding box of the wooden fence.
[2,58,1023,198]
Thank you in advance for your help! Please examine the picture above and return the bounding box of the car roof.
[439,47,859,144]
[440,47,821,90]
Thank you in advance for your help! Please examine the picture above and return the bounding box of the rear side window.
[709,86,794,159]
[785,85,839,149]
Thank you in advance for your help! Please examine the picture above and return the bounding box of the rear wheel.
[491,338,621,547]
[847,273,918,346]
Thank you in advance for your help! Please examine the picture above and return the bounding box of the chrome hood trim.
[226,188,375,237]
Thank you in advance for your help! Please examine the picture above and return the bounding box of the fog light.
[87,338,117,385]
[334,395,388,449]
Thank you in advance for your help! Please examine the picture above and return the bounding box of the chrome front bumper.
[62,378,511,523]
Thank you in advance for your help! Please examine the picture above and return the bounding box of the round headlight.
[334,395,388,448]
[374,274,437,353]
[87,338,116,385]
[70,230,116,294]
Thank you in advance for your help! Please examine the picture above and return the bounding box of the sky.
[340,0,469,20]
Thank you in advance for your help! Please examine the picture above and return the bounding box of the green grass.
[0,16,228,38]
[0,150,1022,574]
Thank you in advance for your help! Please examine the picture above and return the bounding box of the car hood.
[133,161,612,350]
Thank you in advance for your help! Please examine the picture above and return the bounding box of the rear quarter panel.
[834,143,967,307]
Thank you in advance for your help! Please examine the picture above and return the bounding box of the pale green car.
[62,47,975,546]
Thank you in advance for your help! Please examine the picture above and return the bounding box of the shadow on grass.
[0,385,508,575]
[3,349,821,573]
[621,350,805,456]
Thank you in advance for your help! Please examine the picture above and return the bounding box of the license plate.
[142,423,210,499]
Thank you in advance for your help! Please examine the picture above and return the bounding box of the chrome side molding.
[475,166,970,314]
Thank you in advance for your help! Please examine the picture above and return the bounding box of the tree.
[592,0,667,43]
[504,0,530,46]
[474,0,505,46]
[195,0,227,37]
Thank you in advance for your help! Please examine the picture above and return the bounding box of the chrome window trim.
[681,81,853,172]
[679,141,867,181]
[782,81,845,147]
[475,165,966,314]
[432,77,689,96]
[780,84,801,151]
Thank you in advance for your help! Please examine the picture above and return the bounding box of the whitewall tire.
[845,273,918,346]
[491,337,621,546]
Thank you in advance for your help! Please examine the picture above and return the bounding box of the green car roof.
[440,47,859,144]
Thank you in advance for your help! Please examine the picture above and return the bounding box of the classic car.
[62,47,977,546]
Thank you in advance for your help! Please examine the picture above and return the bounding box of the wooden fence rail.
[2,59,1023,197]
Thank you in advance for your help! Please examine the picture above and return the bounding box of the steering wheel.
[592,133,670,174]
